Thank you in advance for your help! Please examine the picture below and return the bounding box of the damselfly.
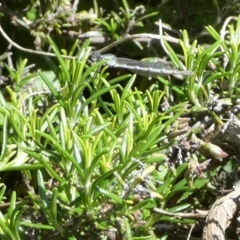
[91,51,193,77]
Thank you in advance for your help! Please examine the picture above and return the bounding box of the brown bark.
[165,114,240,239]
[201,114,240,239]
[202,185,240,239]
